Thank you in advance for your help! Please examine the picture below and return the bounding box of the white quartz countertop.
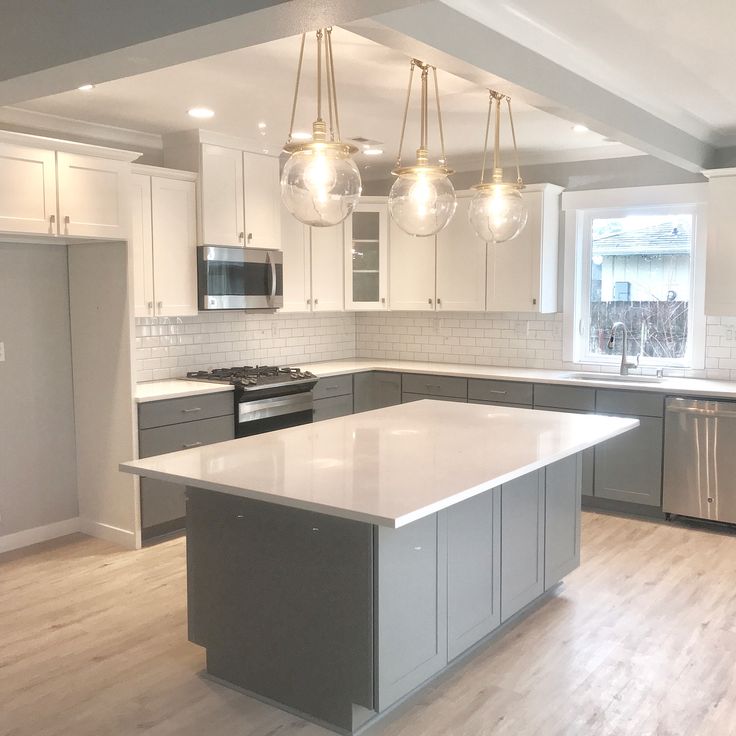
[134,379,233,403]
[300,359,736,398]
[121,400,637,528]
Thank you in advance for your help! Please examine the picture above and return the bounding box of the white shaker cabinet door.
[389,220,437,310]
[150,176,198,317]
[310,224,344,312]
[281,205,312,312]
[129,173,155,318]
[0,143,57,235]
[436,196,486,311]
[56,152,129,239]
[243,151,281,249]
[200,144,244,246]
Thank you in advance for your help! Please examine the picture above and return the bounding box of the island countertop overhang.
[120,400,638,528]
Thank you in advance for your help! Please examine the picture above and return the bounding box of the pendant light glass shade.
[469,91,528,243]
[388,60,456,237]
[281,29,361,227]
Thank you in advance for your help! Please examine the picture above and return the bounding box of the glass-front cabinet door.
[344,199,388,310]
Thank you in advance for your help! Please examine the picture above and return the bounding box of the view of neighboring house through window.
[580,206,697,365]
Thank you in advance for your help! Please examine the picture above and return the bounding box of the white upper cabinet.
[243,151,281,249]
[486,184,562,313]
[389,221,437,310]
[200,143,244,246]
[0,143,57,235]
[56,152,129,239]
[436,195,487,311]
[281,204,311,312]
[311,224,345,312]
[704,171,736,315]
[199,143,281,248]
[345,199,389,310]
[129,167,198,318]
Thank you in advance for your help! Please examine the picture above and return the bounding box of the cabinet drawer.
[468,379,533,406]
[402,373,467,399]
[595,389,664,418]
[139,415,234,457]
[402,393,466,404]
[353,371,402,413]
[534,383,595,412]
[138,391,233,429]
[312,374,353,400]
[313,393,354,422]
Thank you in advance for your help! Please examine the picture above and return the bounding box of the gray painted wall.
[0,244,78,536]
[363,154,706,195]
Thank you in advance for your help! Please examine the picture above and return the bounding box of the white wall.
[0,243,78,540]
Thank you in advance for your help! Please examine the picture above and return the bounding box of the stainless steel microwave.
[197,246,283,310]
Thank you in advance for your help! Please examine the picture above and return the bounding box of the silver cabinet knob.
[314,298,319,305]
[247,233,253,243]
[64,215,70,224]
[157,301,163,310]
[381,297,386,305]
[238,231,244,242]
[147,301,153,311]
[437,297,442,306]
[306,298,311,305]
[428,297,433,305]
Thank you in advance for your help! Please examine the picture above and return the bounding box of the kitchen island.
[121,400,637,734]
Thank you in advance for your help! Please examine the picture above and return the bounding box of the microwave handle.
[267,251,277,299]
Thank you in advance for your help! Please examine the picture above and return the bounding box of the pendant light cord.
[507,96,523,186]
[316,29,323,122]
[287,33,306,143]
[433,66,447,167]
[493,92,501,173]
[395,60,416,168]
[479,90,493,184]
[325,28,341,142]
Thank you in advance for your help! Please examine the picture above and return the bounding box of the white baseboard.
[0,517,81,554]
[79,518,138,549]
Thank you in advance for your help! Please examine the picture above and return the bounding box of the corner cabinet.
[486,183,562,313]
[130,166,198,318]
[344,199,388,310]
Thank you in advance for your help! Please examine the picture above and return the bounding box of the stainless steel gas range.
[186,365,318,437]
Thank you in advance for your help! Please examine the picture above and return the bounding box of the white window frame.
[562,183,708,370]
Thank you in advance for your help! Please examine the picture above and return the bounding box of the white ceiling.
[444,0,736,147]
[11,26,638,179]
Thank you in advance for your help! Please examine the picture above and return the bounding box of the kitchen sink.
[563,372,665,384]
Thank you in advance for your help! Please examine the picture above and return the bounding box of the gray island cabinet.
[121,400,636,734]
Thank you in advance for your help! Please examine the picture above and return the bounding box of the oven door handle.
[239,393,313,423]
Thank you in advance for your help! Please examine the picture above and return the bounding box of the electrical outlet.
[0,341,5,362]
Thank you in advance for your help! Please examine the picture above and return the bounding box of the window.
[563,186,707,369]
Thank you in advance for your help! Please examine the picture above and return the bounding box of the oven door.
[236,392,313,438]
[198,246,283,310]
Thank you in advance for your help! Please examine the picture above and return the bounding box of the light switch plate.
[0,341,5,362]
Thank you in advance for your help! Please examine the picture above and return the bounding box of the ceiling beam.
[346,1,714,173]
[0,0,422,106]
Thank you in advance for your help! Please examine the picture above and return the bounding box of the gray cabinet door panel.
[594,416,663,506]
[138,391,233,429]
[312,373,353,400]
[402,393,466,404]
[402,373,468,399]
[353,371,402,413]
[500,470,545,622]
[139,415,234,457]
[141,477,186,528]
[544,454,582,589]
[468,379,533,406]
[376,513,447,710]
[446,489,501,661]
[596,389,664,418]
[534,383,596,412]
[313,393,354,422]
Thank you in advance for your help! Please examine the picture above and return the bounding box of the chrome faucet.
[607,321,639,375]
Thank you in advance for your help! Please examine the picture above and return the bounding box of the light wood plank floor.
[2,512,736,736]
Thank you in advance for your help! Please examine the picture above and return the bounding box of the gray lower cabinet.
[468,378,533,407]
[544,454,582,589]
[313,393,354,422]
[402,373,467,400]
[446,489,501,661]
[500,470,545,622]
[353,371,402,413]
[376,513,447,711]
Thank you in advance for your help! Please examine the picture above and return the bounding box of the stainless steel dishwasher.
[663,397,736,523]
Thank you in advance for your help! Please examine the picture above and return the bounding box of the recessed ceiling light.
[77,84,94,92]
[258,122,267,129]
[363,148,383,156]
[290,131,312,141]
[188,107,215,119]
[572,124,589,133]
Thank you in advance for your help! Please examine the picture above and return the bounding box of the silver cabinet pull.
[487,389,507,395]
[238,231,244,242]
[157,301,163,310]
[49,214,56,230]
[64,215,70,224]
[428,297,433,305]
[437,297,442,306]
[314,298,319,306]
[381,297,386,304]
[147,301,153,311]
[306,298,311,305]
[182,441,203,449]
[182,407,202,413]
[247,232,253,243]
[324,385,340,391]
[425,384,442,390]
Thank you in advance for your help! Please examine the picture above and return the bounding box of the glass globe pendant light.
[469,90,528,243]
[389,59,456,237]
[281,28,361,227]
